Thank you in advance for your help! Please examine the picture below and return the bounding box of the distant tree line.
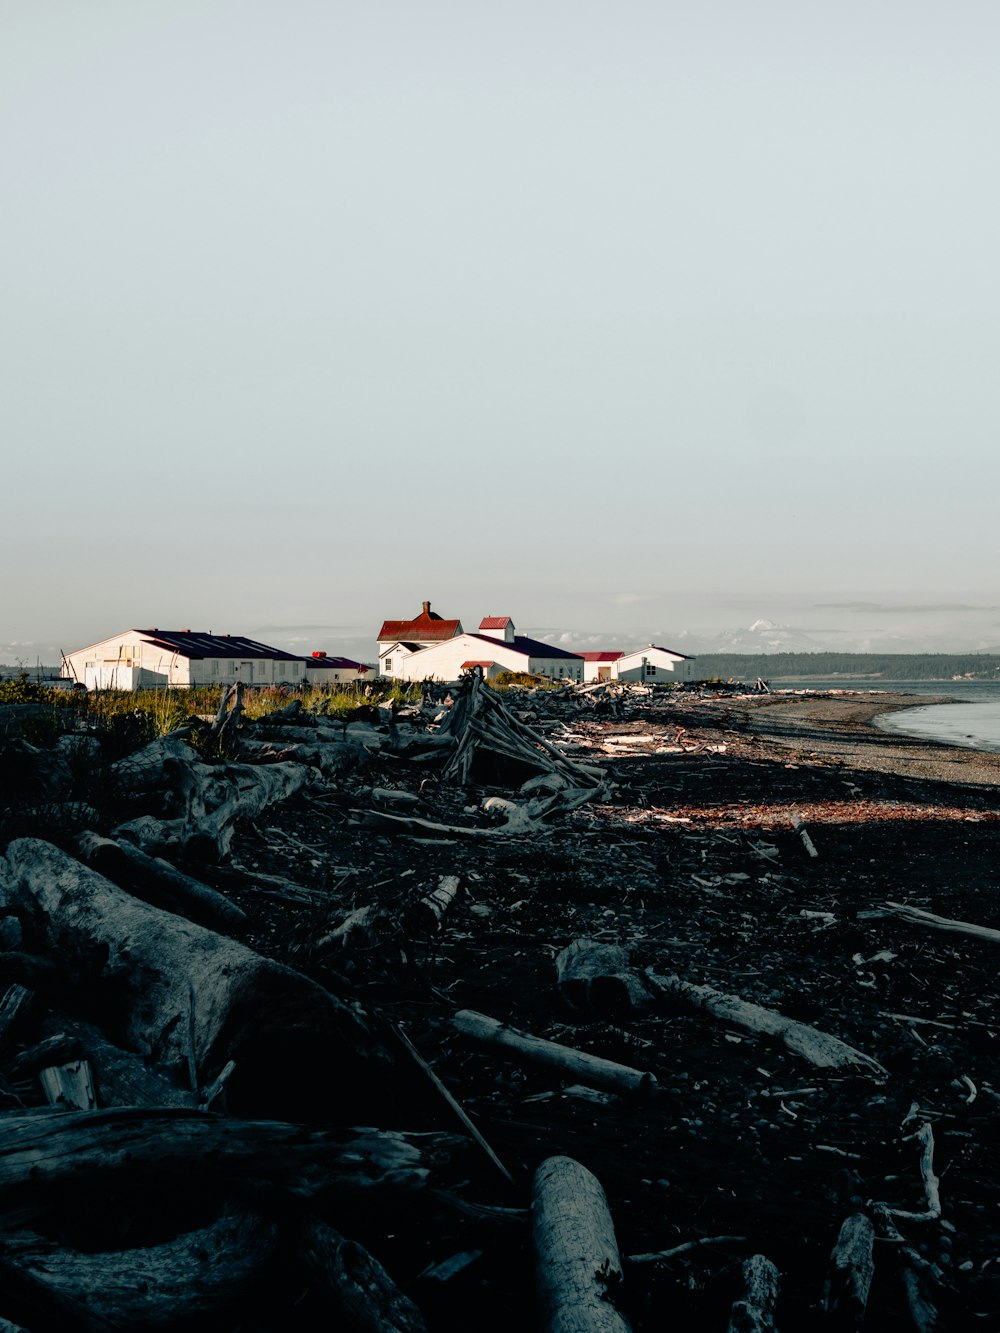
[689,653,1000,682]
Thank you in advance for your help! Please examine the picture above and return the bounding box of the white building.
[304,652,372,686]
[384,616,584,683]
[613,645,690,682]
[62,630,308,691]
[578,646,690,682]
[377,601,463,679]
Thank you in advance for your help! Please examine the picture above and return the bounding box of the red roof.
[378,602,462,643]
[305,655,370,673]
[461,660,495,669]
[479,616,512,630]
[577,651,624,662]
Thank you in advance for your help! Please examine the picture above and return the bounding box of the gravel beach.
[720,689,1000,786]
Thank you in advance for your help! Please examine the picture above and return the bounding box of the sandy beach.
[722,689,1000,786]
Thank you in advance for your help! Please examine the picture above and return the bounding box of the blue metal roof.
[136,631,303,662]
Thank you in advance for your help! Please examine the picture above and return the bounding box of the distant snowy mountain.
[682,620,825,654]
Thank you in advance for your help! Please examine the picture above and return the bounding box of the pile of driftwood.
[0,680,995,1329]
[0,683,626,1330]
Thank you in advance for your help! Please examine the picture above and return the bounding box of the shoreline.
[723,689,1000,787]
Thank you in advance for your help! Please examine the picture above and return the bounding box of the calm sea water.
[770,679,1000,756]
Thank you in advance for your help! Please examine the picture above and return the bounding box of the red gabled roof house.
[377,601,464,676]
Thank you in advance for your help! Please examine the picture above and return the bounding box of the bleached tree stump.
[821,1212,875,1331]
[727,1254,780,1333]
[532,1155,632,1333]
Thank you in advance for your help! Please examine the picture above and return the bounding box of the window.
[212,661,219,677]
[384,657,392,671]
[645,664,656,676]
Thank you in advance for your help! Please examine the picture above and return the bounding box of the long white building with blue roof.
[61,629,308,690]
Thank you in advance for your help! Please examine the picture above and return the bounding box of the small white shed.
[613,645,690,682]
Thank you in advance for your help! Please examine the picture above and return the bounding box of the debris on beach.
[0,679,998,1329]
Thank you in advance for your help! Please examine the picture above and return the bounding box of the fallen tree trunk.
[5,839,398,1121]
[300,1216,429,1333]
[111,749,314,861]
[877,900,1000,946]
[0,1107,458,1202]
[0,1204,278,1331]
[646,971,886,1077]
[75,831,247,933]
[532,1155,632,1333]
[452,1010,658,1096]
[821,1212,875,1331]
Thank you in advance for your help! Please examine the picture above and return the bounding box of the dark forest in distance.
[689,653,1000,682]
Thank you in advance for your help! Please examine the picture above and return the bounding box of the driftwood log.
[555,939,650,1016]
[300,1216,429,1333]
[821,1212,875,1331]
[727,1254,780,1333]
[532,1155,631,1333]
[440,673,604,789]
[109,742,314,861]
[646,971,886,1076]
[0,1107,458,1204]
[4,839,397,1120]
[0,1205,278,1331]
[452,1010,657,1096]
[75,830,247,933]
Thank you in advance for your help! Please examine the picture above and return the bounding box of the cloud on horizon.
[814,602,1000,615]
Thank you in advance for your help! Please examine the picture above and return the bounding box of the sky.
[3,1,999,666]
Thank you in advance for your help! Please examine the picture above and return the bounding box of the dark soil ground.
[212,687,1000,1332]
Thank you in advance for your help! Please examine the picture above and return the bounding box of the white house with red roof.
[578,645,690,682]
[376,600,464,679]
[578,651,624,682]
[377,608,583,682]
[61,630,308,690]
[304,652,371,686]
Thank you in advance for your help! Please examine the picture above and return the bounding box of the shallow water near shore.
[771,678,1000,754]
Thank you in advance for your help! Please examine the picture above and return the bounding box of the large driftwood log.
[300,1216,429,1333]
[105,738,201,806]
[75,830,247,933]
[555,940,650,1016]
[532,1155,632,1333]
[107,734,315,860]
[878,900,1000,945]
[727,1254,780,1333]
[0,1205,277,1331]
[821,1212,875,1331]
[114,755,314,861]
[0,1107,457,1202]
[5,839,396,1120]
[452,1010,657,1095]
[646,971,886,1077]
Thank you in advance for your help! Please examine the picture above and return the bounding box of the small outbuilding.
[304,652,372,686]
[613,645,690,682]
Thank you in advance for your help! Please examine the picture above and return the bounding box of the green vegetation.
[690,653,1000,682]
[0,677,423,748]
[490,671,558,689]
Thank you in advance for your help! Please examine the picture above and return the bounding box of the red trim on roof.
[577,651,624,662]
[478,616,512,630]
[461,660,495,669]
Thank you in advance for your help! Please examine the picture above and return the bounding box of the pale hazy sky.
[3,1,999,663]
